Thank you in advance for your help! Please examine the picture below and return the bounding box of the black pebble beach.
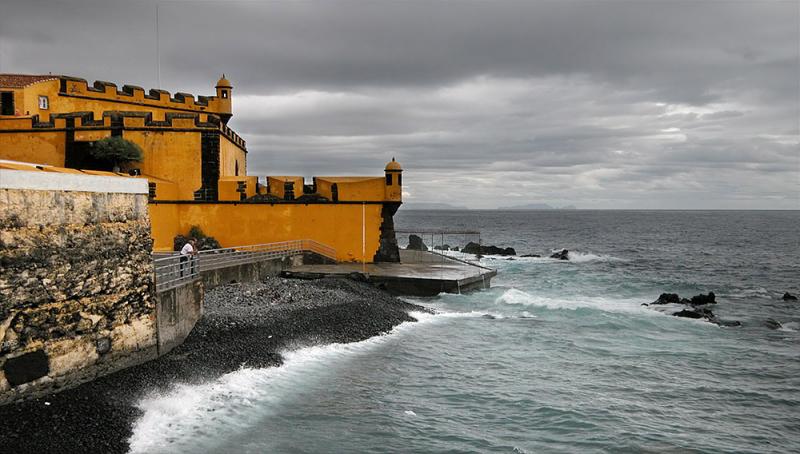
[0,277,427,454]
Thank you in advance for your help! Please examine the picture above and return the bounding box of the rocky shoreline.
[0,277,427,454]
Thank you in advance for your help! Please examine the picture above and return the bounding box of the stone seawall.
[0,172,157,404]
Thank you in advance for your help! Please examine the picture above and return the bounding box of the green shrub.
[173,226,222,251]
[188,225,206,239]
[89,137,143,169]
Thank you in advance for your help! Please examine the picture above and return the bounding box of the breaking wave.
[127,310,472,453]
[493,288,656,316]
[475,250,624,263]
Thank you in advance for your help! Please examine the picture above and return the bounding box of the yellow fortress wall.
[1,73,403,262]
[149,203,385,262]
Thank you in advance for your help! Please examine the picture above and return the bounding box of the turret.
[215,74,233,124]
[384,157,402,201]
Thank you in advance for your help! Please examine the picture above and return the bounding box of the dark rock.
[672,309,704,319]
[782,292,798,301]
[482,314,497,319]
[520,254,541,258]
[689,292,716,306]
[549,249,569,260]
[462,242,481,255]
[651,292,715,307]
[433,244,451,251]
[651,293,681,305]
[462,242,516,256]
[764,319,783,330]
[713,319,742,327]
[95,337,112,355]
[648,291,740,327]
[406,234,427,251]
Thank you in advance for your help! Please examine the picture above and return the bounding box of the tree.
[89,136,143,171]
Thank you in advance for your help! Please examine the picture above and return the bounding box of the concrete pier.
[284,250,497,296]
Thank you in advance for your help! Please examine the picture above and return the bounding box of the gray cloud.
[1,0,797,208]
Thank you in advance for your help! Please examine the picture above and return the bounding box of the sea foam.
[127,310,468,453]
[476,250,624,264]
[493,288,654,316]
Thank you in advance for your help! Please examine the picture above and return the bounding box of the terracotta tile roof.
[0,74,60,88]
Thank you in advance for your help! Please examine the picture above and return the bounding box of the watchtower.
[384,157,402,201]
[215,74,233,124]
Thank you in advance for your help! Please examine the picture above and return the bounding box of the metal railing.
[153,239,337,292]
[153,254,199,293]
[395,229,484,265]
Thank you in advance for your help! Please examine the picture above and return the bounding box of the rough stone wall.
[373,202,401,263]
[0,188,157,404]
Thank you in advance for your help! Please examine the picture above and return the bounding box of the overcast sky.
[1,0,798,209]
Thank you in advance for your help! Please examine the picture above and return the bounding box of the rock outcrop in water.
[764,318,783,330]
[406,234,427,251]
[550,249,569,260]
[520,254,541,258]
[782,292,798,301]
[649,292,716,307]
[643,292,741,327]
[462,242,516,256]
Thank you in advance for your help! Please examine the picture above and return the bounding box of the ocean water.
[129,210,800,453]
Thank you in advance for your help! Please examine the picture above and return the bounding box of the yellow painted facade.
[218,176,258,201]
[266,176,305,199]
[0,120,64,166]
[1,73,403,262]
[122,129,202,200]
[220,134,246,177]
[149,203,384,262]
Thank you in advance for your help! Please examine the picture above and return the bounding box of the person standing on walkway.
[180,238,198,276]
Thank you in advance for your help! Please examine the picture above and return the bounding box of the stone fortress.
[0,73,405,403]
[0,74,403,262]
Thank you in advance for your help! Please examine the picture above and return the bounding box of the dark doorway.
[0,92,14,115]
[65,141,112,170]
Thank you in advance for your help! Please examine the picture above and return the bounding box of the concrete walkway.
[285,250,497,296]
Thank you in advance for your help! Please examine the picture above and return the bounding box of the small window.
[38,95,49,110]
[398,173,402,185]
[385,174,392,185]
[235,160,239,176]
[222,90,228,99]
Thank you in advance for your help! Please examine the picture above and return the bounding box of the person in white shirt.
[180,238,198,276]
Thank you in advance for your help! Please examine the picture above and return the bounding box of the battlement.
[58,77,228,115]
[1,110,246,152]
[13,110,216,129]
[220,122,246,150]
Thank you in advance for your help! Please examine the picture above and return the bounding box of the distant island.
[402,202,470,210]
[401,202,579,210]
[497,203,577,210]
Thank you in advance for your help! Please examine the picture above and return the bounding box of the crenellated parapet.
[58,77,230,117]
[220,122,246,151]
[3,110,245,150]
